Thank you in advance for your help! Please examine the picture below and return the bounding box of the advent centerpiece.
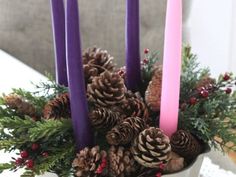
[0,0,236,177]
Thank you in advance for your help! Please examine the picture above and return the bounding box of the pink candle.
[159,0,182,137]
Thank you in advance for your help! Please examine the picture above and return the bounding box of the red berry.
[118,70,124,76]
[223,73,230,81]
[20,151,29,159]
[159,163,165,170]
[31,143,40,151]
[189,97,197,105]
[102,158,106,163]
[95,166,103,174]
[156,172,162,177]
[225,88,232,94]
[144,48,150,54]
[143,58,149,64]
[15,158,23,166]
[200,90,209,98]
[101,162,106,168]
[26,159,34,169]
[42,152,49,157]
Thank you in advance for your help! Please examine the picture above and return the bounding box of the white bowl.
[164,145,210,177]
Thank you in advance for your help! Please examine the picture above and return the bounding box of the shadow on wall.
[0,0,166,75]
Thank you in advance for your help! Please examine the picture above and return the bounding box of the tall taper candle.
[125,0,141,91]
[50,0,68,86]
[66,0,93,150]
[159,0,182,137]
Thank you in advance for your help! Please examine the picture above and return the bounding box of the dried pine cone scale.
[83,47,114,72]
[83,47,115,85]
[89,107,122,131]
[132,127,171,168]
[87,71,126,107]
[106,117,146,145]
[119,91,150,123]
[4,94,37,117]
[145,67,162,112]
[84,64,99,84]
[170,130,203,161]
[108,146,139,177]
[73,146,107,177]
[43,93,70,119]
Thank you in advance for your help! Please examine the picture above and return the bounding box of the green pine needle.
[29,119,73,142]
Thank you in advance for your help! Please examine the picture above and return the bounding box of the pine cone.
[83,47,114,71]
[108,146,139,177]
[4,94,37,117]
[89,108,122,131]
[106,117,146,145]
[196,75,215,89]
[83,47,115,85]
[87,71,126,107]
[145,67,162,112]
[119,91,150,123]
[72,146,107,177]
[84,64,99,85]
[43,93,70,119]
[131,127,171,168]
[170,130,203,161]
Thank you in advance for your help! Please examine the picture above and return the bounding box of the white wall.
[188,0,234,77]
[229,0,236,72]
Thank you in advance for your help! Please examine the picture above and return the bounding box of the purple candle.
[125,0,141,91]
[50,0,68,86]
[65,0,93,151]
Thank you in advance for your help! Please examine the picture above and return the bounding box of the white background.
[188,0,236,77]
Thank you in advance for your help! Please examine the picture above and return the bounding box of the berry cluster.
[14,143,49,170]
[180,73,235,110]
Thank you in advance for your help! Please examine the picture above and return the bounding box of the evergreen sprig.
[32,73,68,100]
[0,163,15,173]
[179,46,236,151]
[29,119,73,142]
[33,144,75,176]
[180,46,210,102]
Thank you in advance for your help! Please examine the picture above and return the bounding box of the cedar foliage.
[179,46,236,151]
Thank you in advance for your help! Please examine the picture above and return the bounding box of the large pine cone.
[170,130,203,161]
[43,93,70,119]
[83,47,115,84]
[4,94,37,117]
[108,146,139,177]
[89,108,122,131]
[106,117,146,145]
[145,67,162,112]
[83,47,114,72]
[72,146,107,177]
[118,91,150,123]
[131,127,171,168]
[87,71,126,107]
